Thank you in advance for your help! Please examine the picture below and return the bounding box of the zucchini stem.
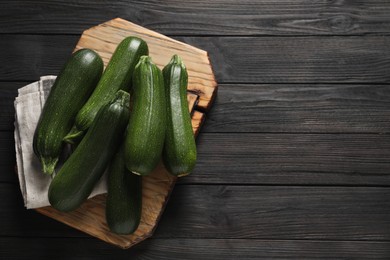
[41,157,58,175]
[63,126,85,144]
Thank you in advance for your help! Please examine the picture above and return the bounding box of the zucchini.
[64,36,148,144]
[33,48,103,175]
[162,55,196,177]
[48,90,130,212]
[106,147,142,235]
[124,56,166,176]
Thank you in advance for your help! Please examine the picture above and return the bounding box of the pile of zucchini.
[33,36,197,235]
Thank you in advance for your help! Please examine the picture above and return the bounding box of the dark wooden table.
[1,1,390,259]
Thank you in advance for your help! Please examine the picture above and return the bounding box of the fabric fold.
[14,76,107,209]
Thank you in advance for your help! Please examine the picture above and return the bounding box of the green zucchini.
[48,90,130,212]
[33,49,103,175]
[106,147,142,235]
[162,55,196,177]
[64,36,148,144]
[124,56,166,176]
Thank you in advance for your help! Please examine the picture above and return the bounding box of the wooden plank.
[1,1,390,35]
[1,35,390,83]
[0,82,26,132]
[179,36,390,83]
[202,84,390,134]
[2,184,390,241]
[0,35,78,80]
[0,183,86,237]
[3,132,390,185]
[3,83,390,134]
[158,185,390,241]
[0,131,17,184]
[4,83,390,134]
[1,237,390,259]
[185,133,390,185]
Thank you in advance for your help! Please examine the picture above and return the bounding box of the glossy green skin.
[162,55,197,176]
[106,147,142,235]
[124,56,166,175]
[48,91,130,212]
[64,36,148,144]
[33,49,103,175]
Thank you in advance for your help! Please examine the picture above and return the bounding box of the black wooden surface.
[1,1,390,259]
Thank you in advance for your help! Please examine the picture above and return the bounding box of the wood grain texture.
[1,0,390,36]
[157,185,390,241]
[185,133,390,185]
[203,84,390,133]
[4,83,390,134]
[0,131,16,184]
[192,111,206,136]
[1,1,390,257]
[3,83,390,134]
[0,35,78,80]
[0,183,90,237]
[0,83,20,132]
[31,19,213,249]
[2,184,390,241]
[1,35,390,83]
[180,36,390,84]
[1,238,390,259]
[3,131,390,186]
[187,93,199,115]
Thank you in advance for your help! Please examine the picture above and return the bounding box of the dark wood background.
[1,1,390,259]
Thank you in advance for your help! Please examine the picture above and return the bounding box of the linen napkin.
[14,76,107,209]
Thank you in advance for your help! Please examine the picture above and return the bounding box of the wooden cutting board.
[35,18,217,249]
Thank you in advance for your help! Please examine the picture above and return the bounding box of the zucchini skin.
[162,55,197,176]
[106,147,142,235]
[64,36,148,144]
[48,90,130,212]
[33,48,103,175]
[124,56,166,176]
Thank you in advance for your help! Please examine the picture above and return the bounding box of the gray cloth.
[14,76,107,209]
